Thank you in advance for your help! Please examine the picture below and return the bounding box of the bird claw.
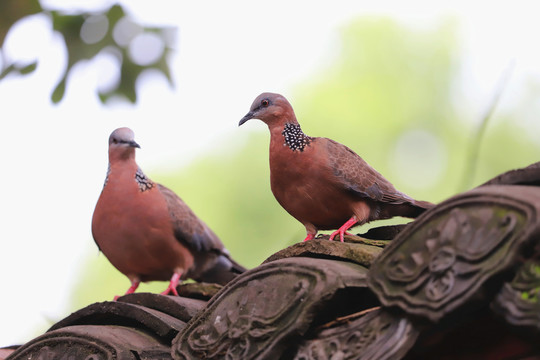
[328,230,345,242]
[161,272,181,296]
[329,217,358,242]
[303,233,315,242]
[113,279,140,300]
[161,285,179,296]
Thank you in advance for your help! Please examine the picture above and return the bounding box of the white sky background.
[1,0,539,347]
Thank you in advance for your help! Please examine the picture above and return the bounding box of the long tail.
[228,257,248,274]
[413,200,435,210]
[407,199,435,218]
[198,253,247,286]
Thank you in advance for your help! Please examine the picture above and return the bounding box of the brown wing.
[324,138,414,205]
[158,184,247,284]
[157,184,224,253]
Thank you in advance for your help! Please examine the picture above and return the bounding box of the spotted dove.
[239,93,434,242]
[92,128,245,298]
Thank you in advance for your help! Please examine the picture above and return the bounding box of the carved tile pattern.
[176,272,314,359]
[7,336,113,360]
[7,326,171,360]
[369,193,535,322]
[173,258,368,360]
[492,260,540,330]
[294,309,418,360]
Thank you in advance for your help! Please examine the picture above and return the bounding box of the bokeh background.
[1,0,540,347]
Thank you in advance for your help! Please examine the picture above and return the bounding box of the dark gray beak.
[128,140,141,148]
[239,112,254,126]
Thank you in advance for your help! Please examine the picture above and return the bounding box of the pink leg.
[329,217,358,242]
[161,272,181,296]
[303,233,315,242]
[114,279,140,301]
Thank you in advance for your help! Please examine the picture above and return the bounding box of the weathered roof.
[4,162,540,360]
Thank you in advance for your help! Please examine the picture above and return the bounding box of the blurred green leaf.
[50,4,175,104]
[0,0,41,80]
[1,2,175,104]
[18,61,38,74]
[0,0,42,47]
[51,76,66,104]
[0,60,38,80]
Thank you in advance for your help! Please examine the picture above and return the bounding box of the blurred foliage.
[0,0,41,79]
[72,18,540,306]
[460,62,515,190]
[294,19,463,201]
[294,18,540,199]
[0,0,42,45]
[0,0,174,103]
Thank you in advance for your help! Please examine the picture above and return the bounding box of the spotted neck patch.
[282,123,312,152]
[135,167,155,192]
[103,164,111,188]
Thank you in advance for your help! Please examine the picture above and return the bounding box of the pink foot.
[161,272,181,296]
[303,233,315,242]
[329,217,358,242]
[114,279,140,301]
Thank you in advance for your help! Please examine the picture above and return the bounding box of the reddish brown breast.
[268,130,359,230]
[92,163,194,281]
